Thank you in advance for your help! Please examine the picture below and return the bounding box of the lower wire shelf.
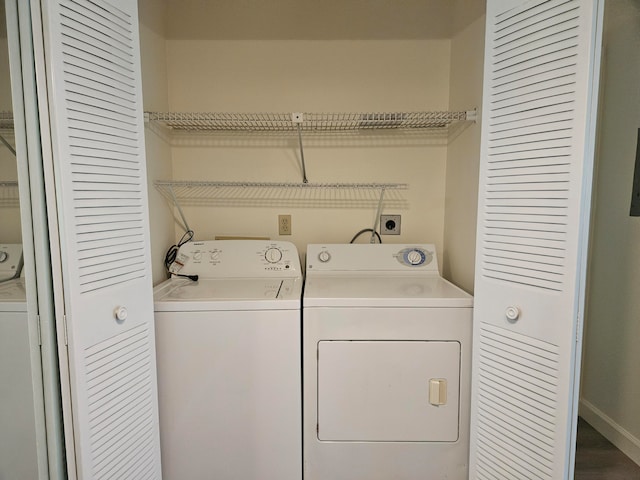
[154,180,409,209]
[0,181,19,208]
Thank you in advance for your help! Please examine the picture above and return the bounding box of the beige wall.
[0,32,22,245]
[580,0,640,465]
[165,39,452,261]
[442,14,485,293]
[138,0,175,285]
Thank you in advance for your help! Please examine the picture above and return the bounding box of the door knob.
[114,306,128,322]
[505,306,520,321]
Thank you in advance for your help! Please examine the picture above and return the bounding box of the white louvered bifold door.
[470,1,603,479]
[39,1,161,478]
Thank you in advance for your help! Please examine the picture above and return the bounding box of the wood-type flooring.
[575,417,640,479]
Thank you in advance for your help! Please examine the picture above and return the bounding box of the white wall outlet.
[380,214,401,235]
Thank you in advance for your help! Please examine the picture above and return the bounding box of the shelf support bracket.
[0,134,16,157]
[292,113,308,183]
[167,184,192,233]
[371,187,386,243]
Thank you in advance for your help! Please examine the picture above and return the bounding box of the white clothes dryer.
[154,240,302,480]
[303,244,473,480]
[0,244,23,281]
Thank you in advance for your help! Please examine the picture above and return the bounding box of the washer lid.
[303,275,472,308]
[154,277,302,311]
[0,278,27,312]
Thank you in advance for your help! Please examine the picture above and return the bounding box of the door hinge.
[63,314,68,345]
[36,314,42,346]
[316,424,319,435]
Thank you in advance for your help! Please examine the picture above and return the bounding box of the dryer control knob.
[318,251,331,263]
[407,250,424,265]
[0,251,7,263]
[114,306,128,322]
[505,306,521,321]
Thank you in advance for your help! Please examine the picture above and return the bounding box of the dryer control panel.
[307,244,438,273]
[0,244,23,280]
[169,240,301,278]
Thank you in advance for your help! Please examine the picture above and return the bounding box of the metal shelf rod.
[0,134,16,156]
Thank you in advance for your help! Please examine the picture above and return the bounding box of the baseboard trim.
[579,398,640,467]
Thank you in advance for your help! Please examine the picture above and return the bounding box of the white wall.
[442,12,485,293]
[138,0,175,285]
[580,0,640,466]
[165,39,452,260]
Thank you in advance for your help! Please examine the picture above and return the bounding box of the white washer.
[154,240,302,480]
[303,244,473,480]
[0,245,40,480]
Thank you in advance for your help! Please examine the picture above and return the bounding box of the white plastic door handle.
[114,306,128,322]
[505,306,520,321]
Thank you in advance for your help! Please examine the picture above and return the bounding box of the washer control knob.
[318,251,331,263]
[0,251,7,263]
[505,306,521,321]
[193,251,202,261]
[210,251,220,261]
[265,247,283,263]
[114,306,128,322]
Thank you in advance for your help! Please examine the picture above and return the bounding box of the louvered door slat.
[471,1,603,478]
[75,205,143,217]
[70,146,138,163]
[495,1,577,37]
[72,164,141,177]
[67,81,137,113]
[75,229,142,246]
[42,0,161,477]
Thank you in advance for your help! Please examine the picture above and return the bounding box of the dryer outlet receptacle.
[380,215,401,235]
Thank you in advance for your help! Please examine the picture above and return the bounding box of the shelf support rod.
[167,184,192,233]
[371,187,386,243]
[292,113,308,183]
[0,134,16,157]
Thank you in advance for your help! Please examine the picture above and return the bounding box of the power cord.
[164,230,199,281]
[350,228,382,244]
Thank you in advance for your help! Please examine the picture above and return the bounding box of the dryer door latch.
[429,378,447,406]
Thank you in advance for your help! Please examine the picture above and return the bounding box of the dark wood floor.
[575,417,640,479]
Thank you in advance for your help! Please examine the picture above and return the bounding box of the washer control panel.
[169,240,301,278]
[307,244,438,273]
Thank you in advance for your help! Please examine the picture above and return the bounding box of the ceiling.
[158,0,485,40]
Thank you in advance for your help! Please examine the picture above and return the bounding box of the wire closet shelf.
[0,112,16,157]
[0,181,19,208]
[145,110,475,134]
[0,111,13,130]
[155,181,409,209]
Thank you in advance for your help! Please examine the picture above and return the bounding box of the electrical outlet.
[279,214,292,235]
[380,214,401,235]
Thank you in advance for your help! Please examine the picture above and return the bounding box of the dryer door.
[317,340,460,442]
